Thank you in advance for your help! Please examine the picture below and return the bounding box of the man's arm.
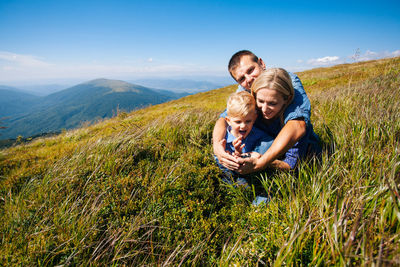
[285,73,311,124]
[212,117,241,170]
[238,119,306,173]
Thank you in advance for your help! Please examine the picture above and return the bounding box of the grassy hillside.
[1,57,400,265]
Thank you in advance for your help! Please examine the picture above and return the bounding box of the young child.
[214,91,273,184]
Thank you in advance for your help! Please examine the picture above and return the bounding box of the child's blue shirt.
[225,125,273,155]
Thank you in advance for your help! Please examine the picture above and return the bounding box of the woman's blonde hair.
[250,68,294,123]
[227,91,256,118]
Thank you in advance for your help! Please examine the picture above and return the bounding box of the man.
[213,50,311,174]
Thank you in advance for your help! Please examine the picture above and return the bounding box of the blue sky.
[1,0,399,86]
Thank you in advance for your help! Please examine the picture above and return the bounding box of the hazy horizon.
[0,75,235,96]
[1,0,399,88]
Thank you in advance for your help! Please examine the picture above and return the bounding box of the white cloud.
[2,66,17,71]
[293,49,400,72]
[0,51,225,84]
[304,49,400,69]
[307,56,341,66]
[0,51,52,67]
[392,50,400,57]
[355,49,400,61]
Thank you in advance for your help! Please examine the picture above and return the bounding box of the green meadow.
[1,57,400,265]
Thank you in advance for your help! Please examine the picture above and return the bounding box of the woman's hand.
[236,156,259,174]
[249,151,261,159]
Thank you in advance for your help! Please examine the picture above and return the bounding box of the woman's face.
[255,88,287,120]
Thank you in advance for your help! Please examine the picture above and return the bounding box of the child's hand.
[232,136,245,156]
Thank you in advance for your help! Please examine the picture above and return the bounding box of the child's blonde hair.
[250,68,294,124]
[227,91,256,118]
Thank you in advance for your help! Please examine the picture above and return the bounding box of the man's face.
[231,55,266,90]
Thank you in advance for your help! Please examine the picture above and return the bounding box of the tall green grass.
[1,57,399,265]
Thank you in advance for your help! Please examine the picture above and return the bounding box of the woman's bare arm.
[238,119,306,173]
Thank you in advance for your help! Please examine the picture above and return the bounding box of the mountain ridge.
[0,87,40,118]
[0,78,188,139]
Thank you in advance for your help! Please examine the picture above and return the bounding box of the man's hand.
[213,117,243,170]
[214,139,241,170]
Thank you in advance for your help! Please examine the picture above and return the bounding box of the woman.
[238,68,321,172]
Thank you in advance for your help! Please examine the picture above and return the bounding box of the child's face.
[226,111,257,139]
[255,88,287,120]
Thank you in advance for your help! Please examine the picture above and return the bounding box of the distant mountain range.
[0,86,40,118]
[0,79,188,140]
[5,77,233,96]
[17,84,71,96]
[131,78,230,93]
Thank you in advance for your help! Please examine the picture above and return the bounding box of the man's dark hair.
[228,50,259,79]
